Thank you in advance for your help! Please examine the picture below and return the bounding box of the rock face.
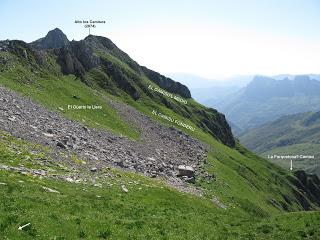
[54,39,100,78]
[31,28,69,49]
[177,165,195,177]
[141,66,191,99]
[295,171,320,204]
[197,108,235,147]
[55,47,85,77]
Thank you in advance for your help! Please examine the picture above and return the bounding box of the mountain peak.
[31,28,69,49]
[293,75,310,82]
[47,27,65,36]
[251,75,274,83]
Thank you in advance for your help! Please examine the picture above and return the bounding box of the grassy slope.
[1,132,320,240]
[240,112,320,175]
[264,144,320,174]
[1,171,319,240]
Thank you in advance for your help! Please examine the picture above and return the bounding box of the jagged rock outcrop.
[69,39,101,70]
[54,39,100,78]
[55,47,86,77]
[196,107,235,147]
[141,66,191,99]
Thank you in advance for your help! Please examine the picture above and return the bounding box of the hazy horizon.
[1,0,319,79]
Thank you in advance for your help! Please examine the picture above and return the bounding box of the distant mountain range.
[167,73,252,104]
[193,86,241,106]
[240,111,320,176]
[167,73,253,89]
[273,74,320,81]
[212,75,320,132]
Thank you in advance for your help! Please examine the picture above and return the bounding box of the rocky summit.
[30,28,69,49]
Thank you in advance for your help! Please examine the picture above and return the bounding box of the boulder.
[47,128,54,134]
[56,141,66,149]
[121,185,128,193]
[42,186,60,194]
[177,165,195,177]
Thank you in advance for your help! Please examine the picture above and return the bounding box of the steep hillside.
[1,29,320,239]
[215,75,320,131]
[240,111,320,176]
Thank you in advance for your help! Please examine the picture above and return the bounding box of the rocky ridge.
[0,30,236,148]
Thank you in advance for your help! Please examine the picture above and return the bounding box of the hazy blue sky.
[1,0,320,78]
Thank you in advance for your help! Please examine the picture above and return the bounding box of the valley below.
[239,111,320,178]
